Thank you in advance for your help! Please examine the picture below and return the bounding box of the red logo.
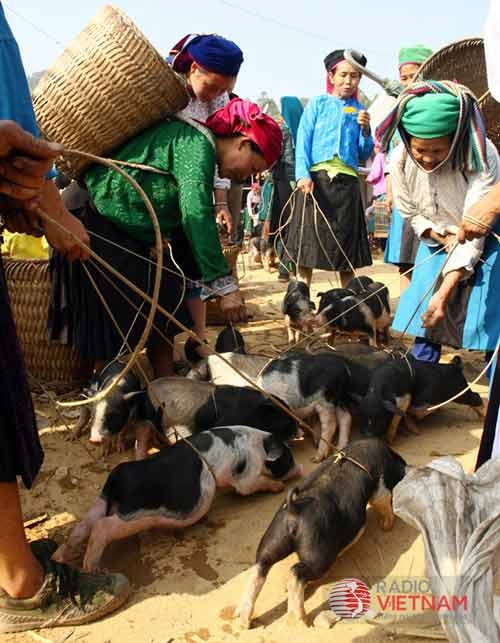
[329,578,371,618]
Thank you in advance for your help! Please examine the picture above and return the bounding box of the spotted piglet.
[54,426,302,572]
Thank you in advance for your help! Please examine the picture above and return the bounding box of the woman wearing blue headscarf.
[168,33,244,357]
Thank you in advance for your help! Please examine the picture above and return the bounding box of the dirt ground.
[6,255,489,643]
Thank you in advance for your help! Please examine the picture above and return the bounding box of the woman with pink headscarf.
[50,99,282,378]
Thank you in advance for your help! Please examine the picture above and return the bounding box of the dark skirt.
[49,184,195,362]
[0,256,43,488]
[384,205,420,267]
[476,360,500,469]
[285,171,372,271]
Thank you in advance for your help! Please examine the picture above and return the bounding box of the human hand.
[219,289,247,323]
[458,207,497,243]
[421,291,447,328]
[357,110,370,130]
[297,178,314,194]
[0,120,61,205]
[216,205,233,235]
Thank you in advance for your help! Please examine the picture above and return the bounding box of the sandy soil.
[6,256,488,643]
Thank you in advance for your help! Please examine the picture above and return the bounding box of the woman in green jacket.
[50,99,282,377]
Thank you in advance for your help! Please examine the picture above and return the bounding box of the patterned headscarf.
[376,80,488,173]
[206,98,283,166]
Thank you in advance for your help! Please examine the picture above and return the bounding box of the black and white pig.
[235,438,407,628]
[143,378,299,444]
[316,277,391,346]
[75,361,152,456]
[215,324,247,354]
[54,426,303,572]
[282,281,316,344]
[257,351,354,461]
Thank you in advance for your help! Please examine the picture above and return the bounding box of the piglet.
[236,438,407,628]
[282,281,316,344]
[54,426,303,571]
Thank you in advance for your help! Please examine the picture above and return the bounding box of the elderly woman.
[50,99,282,377]
[168,33,244,355]
[377,81,500,361]
[287,49,373,288]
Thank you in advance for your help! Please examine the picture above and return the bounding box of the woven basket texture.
[418,38,487,99]
[206,245,240,326]
[4,259,91,384]
[33,4,189,178]
[479,91,500,151]
[373,199,390,238]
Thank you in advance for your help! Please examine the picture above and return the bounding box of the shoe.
[278,272,290,283]
[0,558,131,633]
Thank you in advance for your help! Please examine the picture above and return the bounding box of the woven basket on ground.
[206,245,240,326]
[373,199,390,238]
[4,259,91,385]
[33,5,189,179]
[418,38,487,99]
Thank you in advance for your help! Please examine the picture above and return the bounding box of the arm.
[357,112,374,164]
[389,148,440,240]
[421,269,465,328]
[295,99,317,182]
[459,182,500,242]
[172,134,236,289]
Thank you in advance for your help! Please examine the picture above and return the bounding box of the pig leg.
[287,553,333,623]
[370,480,395,531]
[312,404,337,463]
[53,497,107,565]
[327,328,337,347]
[233,474,285,496]
[73,406,91,438]
[369,323,378,348]
[134,421,162,460]
[285,315,295,344]
[236,508,295,628]
[335,406,352,449]
[386,394,412,444]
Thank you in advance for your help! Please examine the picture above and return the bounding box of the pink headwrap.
[205,98,283,166]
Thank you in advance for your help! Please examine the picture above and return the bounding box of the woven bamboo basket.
[33,5,189,179]
[479,90,500,151]
[373,199,390,238]
[418,38,487,99]
[4,259,91,385]
[206,245,240,325]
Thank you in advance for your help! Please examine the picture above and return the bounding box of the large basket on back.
[418,38,487,99]
[4,259,91,385]
[33,5,189,179]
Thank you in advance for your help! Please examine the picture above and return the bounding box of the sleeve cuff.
[442,238,485,276]
[201,274,238,300]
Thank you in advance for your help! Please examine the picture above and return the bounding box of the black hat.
[324,49,367,72]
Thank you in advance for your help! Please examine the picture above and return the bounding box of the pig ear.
[263,434,284,461]
[309,300,316,310]
[383,399,405,416]
[317,292,324,298]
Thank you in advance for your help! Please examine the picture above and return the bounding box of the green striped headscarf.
[376,80,488,173]
[398,45,433,67]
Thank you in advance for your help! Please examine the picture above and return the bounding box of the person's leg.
[339,270,354,289]
[297,266,313,287]
[0,482,43,598]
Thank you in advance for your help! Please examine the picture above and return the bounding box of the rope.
[37,148,163,409]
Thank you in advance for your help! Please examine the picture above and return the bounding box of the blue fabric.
[0,4,38,136]
[411,337,441,363]
[392,231,500,350]
[384,205,405,264]
[280,96,303,145]
[187,34,243,76]
[295,94,374,180]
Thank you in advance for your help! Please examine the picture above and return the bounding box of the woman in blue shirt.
[286,49,373,287]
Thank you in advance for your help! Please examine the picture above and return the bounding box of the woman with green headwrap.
[377,81,500,361]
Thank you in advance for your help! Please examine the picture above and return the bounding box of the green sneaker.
[0,558,130,633]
